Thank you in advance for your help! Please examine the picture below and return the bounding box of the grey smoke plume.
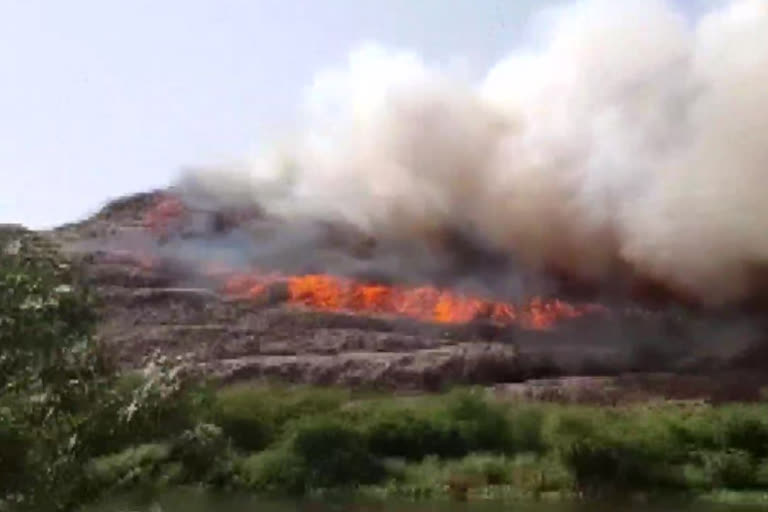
[178,0,768,305]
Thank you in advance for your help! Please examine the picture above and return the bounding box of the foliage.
[0,232,203,510]
[237,418,384,495]
[211,385,347,452]
[289,417,383,489]
[238,447,308,495]
[698,450,757,489]
[85,443,176,493]
[361,390,514,460]
[0,231,109,509]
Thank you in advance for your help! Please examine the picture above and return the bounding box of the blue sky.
[1,0,707,228]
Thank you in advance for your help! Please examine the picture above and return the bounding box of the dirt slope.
[8,191,765,401]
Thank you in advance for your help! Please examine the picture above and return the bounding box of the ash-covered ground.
[29,191,768,402]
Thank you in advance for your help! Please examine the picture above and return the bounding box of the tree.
[0,228,114,509]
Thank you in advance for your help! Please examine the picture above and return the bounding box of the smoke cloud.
[177,0,768,305]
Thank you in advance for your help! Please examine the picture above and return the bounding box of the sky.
[1,0,709,229]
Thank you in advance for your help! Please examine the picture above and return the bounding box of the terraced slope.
[7,192,765,400]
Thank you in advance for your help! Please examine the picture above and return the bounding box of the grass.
[83,384,768,505]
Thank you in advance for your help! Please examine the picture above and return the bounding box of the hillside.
[9,191,767,402]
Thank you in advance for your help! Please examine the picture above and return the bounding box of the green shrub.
[560,437,665,493]
[365,410,466,460]
[238,448,307,495]
[455,453,573,494]
[448,453,514,485]
[0,411,31,493]
[665,407,720,453]
[213,385,347,452]
[541,407,599,449]
[85,443,175,491]
[507,405,545,453]
[681,462,713,490]
[211,387,273,452]
[290,418,383,488]
[545,410,676,495]
[380,456,446,500]
[699,450,757,489]
[513,454,573,493]
[171,423,231,483]
[756,458,768,487]
[720,410,768,459]
[81,364,206,458]
[362,390,516,461]
[377,452,573,500]
[238,417,384,495]
[443,390,513,454]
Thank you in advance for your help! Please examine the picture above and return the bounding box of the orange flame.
[144,196,186,236]
[218,270,605,330]
[145,195,607,330]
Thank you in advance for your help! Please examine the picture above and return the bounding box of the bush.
[756,458,768,487]
[377,452,573,501]
[238,418,384,495]
[81,356,207,459]
[85,444,175,492]
[699,450,757,490]
[290,418,383,488]
[213,385,347,452]
[362,390,516,461]
[560,437,665,494]
[443,390,513,454]
[507,406,545,453]
[365,409,466,460]
[447,453,572,494]
[448,453,514,485]
[171,423,231,483]
[382,456,446,500]
[0,412,32,496]
[720,409,768,459]
[508,454,573,494]
[665,407,720,453]
[545,410,676,495]
[238,448,307,495]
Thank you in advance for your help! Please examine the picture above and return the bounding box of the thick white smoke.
[180,0,768,305]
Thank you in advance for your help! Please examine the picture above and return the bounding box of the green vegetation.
[0,230,209,510]
[76,386,768,508]
[4,229,768,510]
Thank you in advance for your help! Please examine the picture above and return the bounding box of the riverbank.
[80,383,768,508]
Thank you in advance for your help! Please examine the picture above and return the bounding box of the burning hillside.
[162,0,768,310]
[39,0,768,398]
[140,192,610,330]
[41,188,767,399]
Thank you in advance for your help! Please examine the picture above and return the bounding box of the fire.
[219,269,604,330]
[144,195,186,236]
[145,194,606,330]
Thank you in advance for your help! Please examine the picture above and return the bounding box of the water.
[85,489,768,512]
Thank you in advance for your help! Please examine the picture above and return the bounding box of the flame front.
[144,196,186,235]
[219,270,604,330]
[145,195,606,330]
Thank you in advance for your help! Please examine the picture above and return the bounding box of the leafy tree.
[0,229,130,509]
